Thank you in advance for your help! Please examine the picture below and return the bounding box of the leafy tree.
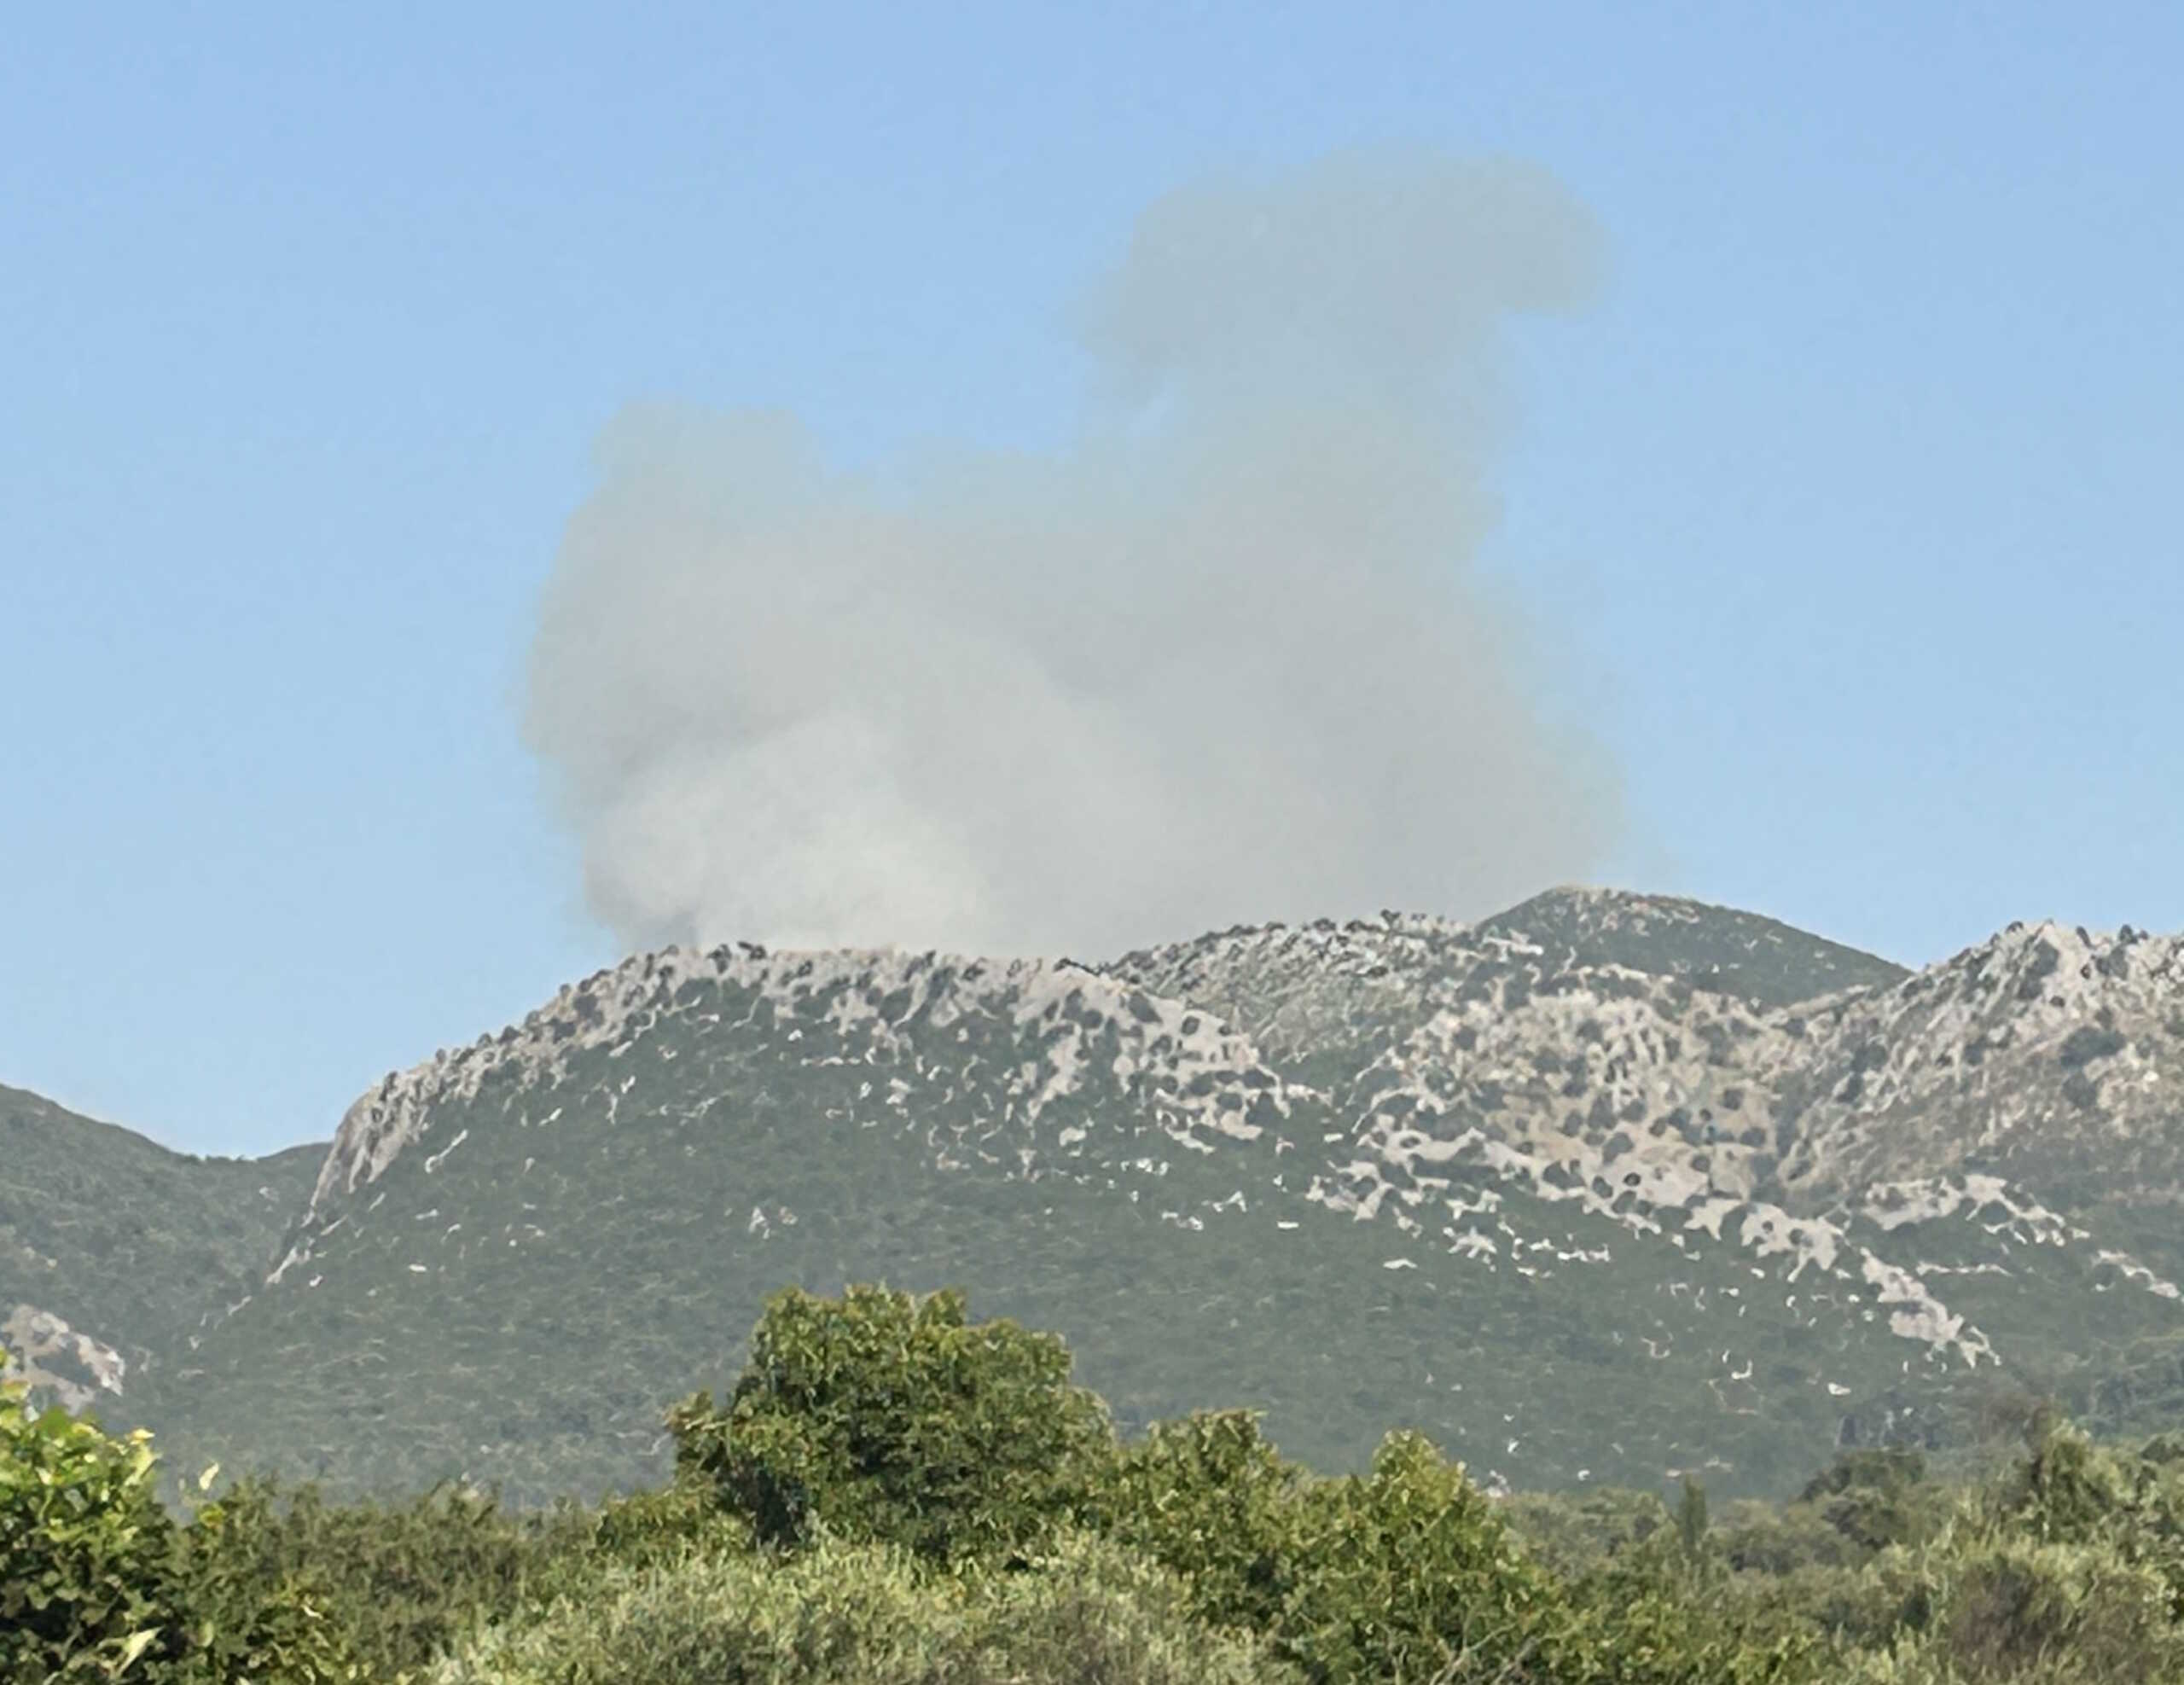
[1678,1475,1711,1559]
[1081,1408,1310,1633]
[1798,1449,1945,1554]
[1500,1487,1671,1580]
[1851,1532,2184,1684]
[2,1374,174,1680]
[1275,1431,1577,1682]
[665,1284,1116,1566]
[2,1373,359,1682]
[156,1474,603,1680]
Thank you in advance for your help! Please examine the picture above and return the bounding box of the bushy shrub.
[1500,1486,1672,1579]
[1715,1496,1872,1576]
[3,1376,177,1680]
[34,1287,2184,1682]
[1800,1421,2184,1684]
[1274,1430,1577,1682]
[433,1529,956,1684]
[1558,1527,1819,1685]
[1723,1560,1904,1653]
[1,1374,360,1682]
[665,1285,1116,1566]
[158,1479,369,1683]
[547,1478,732,1574]
[159,1474,600,1680]
[1081,1407,1308,1633]
[1799,1450,1956,1555]
[1702,1450,1951,1584]
[433,1525,1296,1685]
[664,1293,1823,1684]
[967,1527,1304,1684]
[1845,1532,2184,1684]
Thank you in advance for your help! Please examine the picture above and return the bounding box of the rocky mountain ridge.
[16,888,2184,1508]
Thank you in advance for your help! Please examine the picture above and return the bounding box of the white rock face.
[273,894,2184,1394]
[1769,920,2184,1195]
[273,944,1303,1284]
[2,1304,126,1412]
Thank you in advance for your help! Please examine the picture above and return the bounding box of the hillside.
[1473,886,1912,1007]
[0,1082,322,1415]
[92,887,2184,1510]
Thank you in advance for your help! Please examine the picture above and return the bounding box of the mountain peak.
[1472,886,1909,1009]
[36,888,2184,1513]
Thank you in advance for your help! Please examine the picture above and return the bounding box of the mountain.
[90,887,2184,1511]
[0,1082,322,1415]
[1471,886,1910,1008]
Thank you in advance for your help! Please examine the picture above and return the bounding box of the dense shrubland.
[12,1285,2184,1682]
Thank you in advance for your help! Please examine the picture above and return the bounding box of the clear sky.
[5,3,2178,1159]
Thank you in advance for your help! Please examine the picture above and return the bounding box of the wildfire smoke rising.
[525,146,1622,958]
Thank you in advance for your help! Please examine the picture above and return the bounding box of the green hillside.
[12,889,2183,1524]
[0,1081,322,1415]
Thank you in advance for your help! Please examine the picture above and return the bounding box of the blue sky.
[4,3,2178,1159]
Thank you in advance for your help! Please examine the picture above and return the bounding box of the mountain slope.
[126,890,2184,1509]
[0,1083,323,1413]
[1472,886,1911,1008]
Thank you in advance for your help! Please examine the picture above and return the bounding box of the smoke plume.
[525,146,1622,959]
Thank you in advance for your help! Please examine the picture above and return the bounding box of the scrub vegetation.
[13,1283,2184,1684]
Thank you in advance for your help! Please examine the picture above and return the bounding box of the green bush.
[433,1530,956,1684]
[665,1284,1116,1566]
[1,1374,360,1683]
[1082,1407,1309,1633]
[158,1481,368,1684]
[433,1525,1296,1684]
[1728,1560,1906,1653]
[156,1475,601,1681]
[967,1527,1304,1684]
[1797,1450,1949,1553]
[1500,1487,1672,1580]
[1274,1431,1577,1683]
[1559,1528,1818,1685]
[1845,1533,2184,1684]
[544,1479,734,1575]
[2,1375,177,1680]
[663,1293,1825,1684]
[32,1286,2184,1682]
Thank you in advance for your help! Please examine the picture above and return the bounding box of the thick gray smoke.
[525,146,1623,959]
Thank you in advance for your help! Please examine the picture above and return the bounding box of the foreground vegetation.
[12,1285,2184,1682]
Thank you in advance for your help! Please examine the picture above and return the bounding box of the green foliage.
[1,1374,360,1683]
[665,1284,1115,1566]
[433,1525,1298,1685]
[1498,1487,1671,1580]
[545,1479,733,1577]
[1798,1449,1946,1554]
[2,1377,174,1681]
[1274,1431,1576,1682]
[157,1474,604,1681]
[157,1483,366,1685]
[29,1285,2184,1681]
[1714,1499,1872,1578]
[1848,1533,2184,1683]
[646,1292,1832,1682]
[1677,1474,1711,1556]
[1718,1421,2184,1683]
[434,1530,954,1685]
[1560,1525,1820,1684]
[1082,1407,1309,1633]
[966,1527,1304,1683]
